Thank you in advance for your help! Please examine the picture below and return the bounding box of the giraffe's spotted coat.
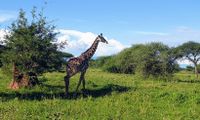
[64,34,108,96]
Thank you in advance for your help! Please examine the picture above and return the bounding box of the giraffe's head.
[96,33,108,44]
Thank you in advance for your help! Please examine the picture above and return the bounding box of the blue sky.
[0,0,200,58]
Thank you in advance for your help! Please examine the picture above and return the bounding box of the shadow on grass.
[0,84,131,101]
[176,79,200,83]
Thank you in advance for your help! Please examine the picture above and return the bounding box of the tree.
[1,8,65,89]
[135,42,177,78]
[100,42,178,78]
[176,41,200,78]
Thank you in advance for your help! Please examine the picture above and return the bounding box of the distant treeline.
[91,41,200,78]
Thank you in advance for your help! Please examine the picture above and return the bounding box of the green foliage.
[186,65,194,72]
[94,45,141,74]
[60,51,73,58]
[90,56,112,68]
[0,68,200,119]
[0,45,5,67]
[94,42,178,78]
[175,41,200,77]
[133,43,170,77]
[177,41,200,59]
[1,8,64,75]
[197,64,200,73]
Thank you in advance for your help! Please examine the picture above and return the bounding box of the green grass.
[0,69,200,120]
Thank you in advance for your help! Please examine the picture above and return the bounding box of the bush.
[103,47,137,74]
[90,56,112,68]
[186,65,194,72]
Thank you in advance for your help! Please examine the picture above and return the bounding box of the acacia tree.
[176,41,200,78]
[1,8,65,89]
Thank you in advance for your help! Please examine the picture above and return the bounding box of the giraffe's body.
[64,34,108,96]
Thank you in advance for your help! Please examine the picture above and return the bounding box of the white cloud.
[96,38,125,56]
[57,29,126,57]
[0,29,7,42]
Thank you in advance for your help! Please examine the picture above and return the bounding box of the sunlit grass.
[0,69,200,119]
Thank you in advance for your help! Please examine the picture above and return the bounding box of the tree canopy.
[1,8,68,75]
[176,41,200,78]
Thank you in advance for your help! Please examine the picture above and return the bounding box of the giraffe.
[64,33,108,96]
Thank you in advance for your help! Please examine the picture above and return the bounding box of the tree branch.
[186,56,196,64]
[197,57,200,62]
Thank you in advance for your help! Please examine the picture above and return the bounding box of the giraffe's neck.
[81,39,99,60]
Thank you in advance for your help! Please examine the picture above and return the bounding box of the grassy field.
[0,69,200,120]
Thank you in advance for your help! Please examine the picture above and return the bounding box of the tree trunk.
[9,63,39,90]
[194,64,199,78]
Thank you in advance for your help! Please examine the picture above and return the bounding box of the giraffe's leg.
[75,72,84,93]
[82,71,86,90]
[64,75,70,97]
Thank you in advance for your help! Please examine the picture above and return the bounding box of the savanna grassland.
[0,68,200,120]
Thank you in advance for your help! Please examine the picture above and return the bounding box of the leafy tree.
[176,41,200,78]
[57,51,73,71]
[99,42,178,78]
[0,45,5,67]
[135,42,177,78]
[60,51,73,59]
[1,8,66,88]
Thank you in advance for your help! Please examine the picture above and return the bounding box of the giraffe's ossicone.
[64,33,108,96]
